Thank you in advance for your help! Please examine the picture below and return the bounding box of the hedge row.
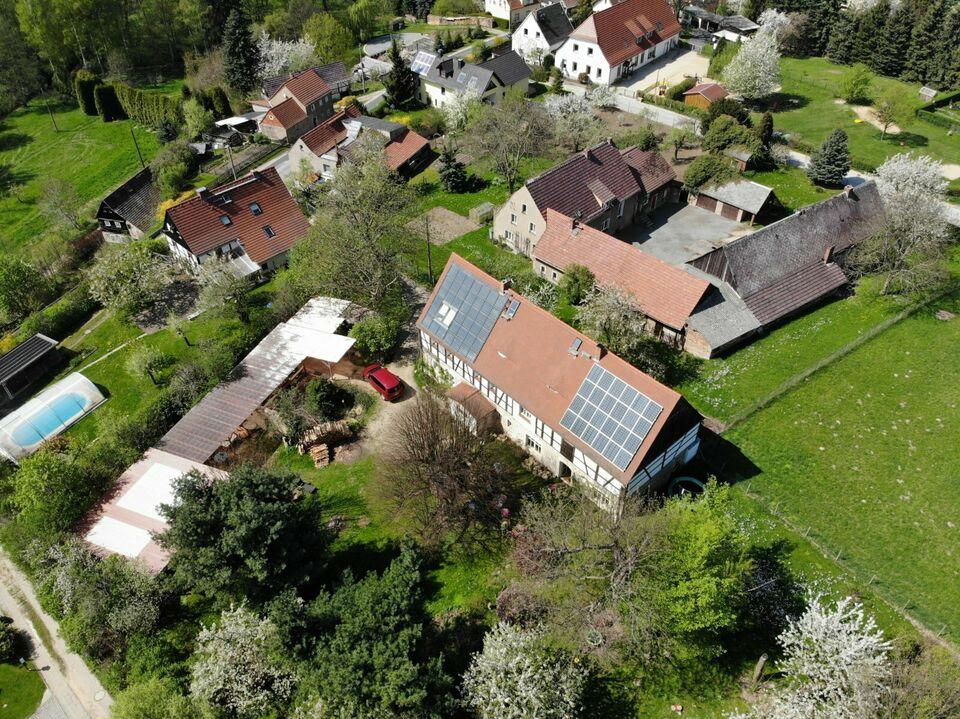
[73,70,99,116]
[114,83,184,129]
[639,92,706,120]
[94,84,126,122]
[18,284,100,343]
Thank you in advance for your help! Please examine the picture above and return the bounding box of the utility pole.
[42,96,59,132]
[130,125,145,168]
[423,216,434,284]
[226,144,238,181]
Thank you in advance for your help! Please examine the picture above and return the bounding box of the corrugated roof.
[526,140,643,221]
[166,167,310,265]
[417,254,697,486]
[570,0,681,66]
[269,67,332,107]
[298,105,362,155]
[535,210,710,330]
[261,97,307,129]
[383,129,431,171]
[0,334,58,383]
[743,261,848,326]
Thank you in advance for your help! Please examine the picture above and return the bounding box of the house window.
[596,67,601,77]
[504,229,512,240]
[263,225,276,237]
[585,65,591,74]
[510,213,517,225]
[535,31,541,38]
[525,436,542,453]
[528,222,535,232]
[572,62,578,71]
[587,47,593,55]
[523,28,528,34]
[521,203,527,213]
[573,43,579,51]
[437,301,457,327]
[601,218,610,231]
[249,202,262,215]
[519,405,532,420]
[618,202,624,218]
[219,215,232,226]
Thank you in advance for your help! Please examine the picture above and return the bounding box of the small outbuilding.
[692,179,776,224]
[446,383,501,436]
[0,334,59,402]
[97,167,161,242]
[682,82,729,109]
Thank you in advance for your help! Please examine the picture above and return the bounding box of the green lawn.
[0,100,160,256]
[770,57,960,170]
[410,227,533,286]
[680,279,905,423]
[726,291,960,641]
[745,164,839,212]
[0,663,44,719]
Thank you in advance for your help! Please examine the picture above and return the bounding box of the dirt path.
[849,103,901,134]
[0,550,111,719]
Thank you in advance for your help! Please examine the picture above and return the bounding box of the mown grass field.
[726,292,960,641]
[0,663,44,719]
[0,100,160,257]
[746,164,840,212]
[770,57,959,169]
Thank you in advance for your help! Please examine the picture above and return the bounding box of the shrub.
[349,314,403,360]
[157,161,192,199]
[683,154,738,191]
[543,54,555,70]
[73,70,100,115]
[305,376,353,421]
[408,107,445,137]
[666,76,697,101]
[839,63,874,105]
[557,264,595,306]
[701,97,750,133]
[702,114,757,153]
[18,284,98,342]
[114,83,184,129]
[94,84,126,122]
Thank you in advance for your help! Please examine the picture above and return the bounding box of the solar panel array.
[560,364,662,471]
[411,51,436,76]
[423,263,505,361]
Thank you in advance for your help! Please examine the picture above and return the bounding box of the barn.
[692,179,776,224]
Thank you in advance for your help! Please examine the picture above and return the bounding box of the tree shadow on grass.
[879,130,928,150]
[0,132,32,152]
[748,93,810,113]
[0,164,35,193]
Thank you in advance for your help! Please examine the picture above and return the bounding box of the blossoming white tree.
[875,152,948,198]
[544,92,601,151]
[462,622,588,719]
[757,9,791,39]
[258,31,317,78]
[190,605,296,719]
[722,30,781,100]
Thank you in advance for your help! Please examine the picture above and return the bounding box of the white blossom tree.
[544,92,602,151]
[257,30,317,78]
[190,605,296,719]
[757,9,791,39]
[856,153,951,295]
[722,31,781,100]
[586,84,617,109]
[442,91,482,132]
[462,622,588,719]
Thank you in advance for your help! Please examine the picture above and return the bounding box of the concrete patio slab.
[616,203,744,265]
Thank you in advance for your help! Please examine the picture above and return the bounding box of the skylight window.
[437,301,457,328]
[219,215,232,226]
[249,202,262,215]
[263,225,276,238]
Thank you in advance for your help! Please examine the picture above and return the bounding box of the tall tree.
[902,0,947,83]
[806,129,850,187]
[930,4,960,89]
[384,39,417,109]
[722,30,781,101]
[852,0,890,66]
[825,10,859,65]
[223,7,260,93]
[303,12,355,65]
[0,0,43,114]
[871,5,912,79]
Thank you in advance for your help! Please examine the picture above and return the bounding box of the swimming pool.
[0,372,105,462]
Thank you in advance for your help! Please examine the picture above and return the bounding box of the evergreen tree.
[438,146,469,192]
[223,8,260,94]
[903,0,947,83]
[929,4,960,88]
[807,129,850,187]
[825,11,858,65]
[808,0,841,57]
[872,6,913,79]
[852,0,890,67]
[757,111,774,147]
[550,69,565,94]
[384,39,417,109]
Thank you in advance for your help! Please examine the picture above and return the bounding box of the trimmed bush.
[640,92,706,120]
[73,70,100,115]
[114,83,184,129]
[94,84,126,122]
[683,154,738,191]
[349,315,403,361]
[666,77,697,102]
[18,284,99,342]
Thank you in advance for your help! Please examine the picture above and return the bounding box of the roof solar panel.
[560,365,662,471]
[411,51,436,76]
[422,263,505,361]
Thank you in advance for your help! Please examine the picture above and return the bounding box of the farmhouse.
[690,179,777,224]
[413,50,532,108]
[512,3,575,62]
[554,0,681,84]
[163,167,309,275]
[493,139,677,256]
[682,82,729,109]
[288,106,432,182]
[684,182,886,356]
[418,254,703,512]
[96,167,161,242]
[484,0,540,26]
[260,61,350,101]
[534,210,712,344]
[251,67,336,143]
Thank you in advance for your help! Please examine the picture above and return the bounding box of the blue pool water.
[10,392,90,448]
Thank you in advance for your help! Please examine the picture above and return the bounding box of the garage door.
[720,203,740,220]
[697,195,717,212]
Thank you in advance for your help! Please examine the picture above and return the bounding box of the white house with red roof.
[163,167,310,275]
[554,0,681,84]
[288,106,432,182]
[484,0,541,26]
[417,253,702,512]
[251,67,336,143]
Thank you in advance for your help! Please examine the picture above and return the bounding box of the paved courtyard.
[615,203,745,265]
[614,48,711,96]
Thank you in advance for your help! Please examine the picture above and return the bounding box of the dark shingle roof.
[621,148,677,194]
[97,168,161,233]
[532,4,575,48]
[0,334,58,383]
[743,261,848,326]
[261,62,348,99]
[477,50,533,87]
[526,140,643,220]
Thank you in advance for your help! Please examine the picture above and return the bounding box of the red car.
[363,364,404,401]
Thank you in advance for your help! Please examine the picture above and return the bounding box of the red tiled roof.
[526,140,643,221]
[418,254,696,485]
[269,68,332,107]
[620,147,677,194]
[384,129,430,171]
[571,0,681,66]
[535,210,710,330]
[683,82,729,102]
[261,97,307,129]
[298,106,362,155]
[166,167,309,265]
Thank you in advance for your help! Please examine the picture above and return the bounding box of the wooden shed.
[683,82,729,109]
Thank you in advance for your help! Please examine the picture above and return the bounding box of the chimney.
[843,185,854,197]
[823,245,835,263]
[597,342,607,359]
[252,170,264,182]
[197,187,210,201]
[457,58,465,69]
[500,278,512,293]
